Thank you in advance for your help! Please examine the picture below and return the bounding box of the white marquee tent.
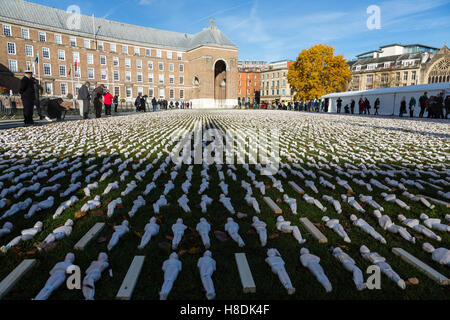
[322,82,450,116]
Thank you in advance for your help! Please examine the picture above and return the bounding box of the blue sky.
[30,0,450,62]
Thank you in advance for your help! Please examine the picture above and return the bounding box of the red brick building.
[237,61,266,105]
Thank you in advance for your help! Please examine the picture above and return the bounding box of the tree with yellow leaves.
[287,44,351,101]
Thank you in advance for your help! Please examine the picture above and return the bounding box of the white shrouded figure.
[305,180,318,194]
[438,191,450,200]
[224,217,245,247]
[252,216,267,247]
[341,195,365,213]
[163,180,175,196]
[82,252,109,300]
[276,216,306,244]
[103,181,119,195]
[319,176,335,190]
[128,196,146,218]
[384,177,406,191]
[283,194,297,215]
[198,178,209,195]
[34,253,75,300]
[138,217,160,250]
[336,177,352,192]
[153,195,168,214]
[40,219,73,247]
[121,180,137,196]
[245,194,260,214]
[196,218,211,249]
[350,215,386,244]
[0,222,13,238]
[369,178,391,191]
[220,194,235,214]
[322,216,350,243]
[1,198,32,220]
[25,196,54,219]
[1,221,42,253]
[420,213,450,232]
[143,182,156,196]
[172,218,187,250]
[422,243,449,267]
[80,195,101,213]
[265,248,295,295]
[200,195,213,213]
[107,220,129,251]
[398,214,441,242]
[83,182,98,197]
[53,196,79,219]
[373,210,415,243]
[107,198,122,218]
[303,194,327,212]
[197,250,216,300]
[360,245,405,289]
[359,195,384,212]
[160,252,182,300]
[380,193,410,210]
[402,191,435,209]
[177,194,191,213]
[332,247,366,291]
[219,181,229,195]
[253,181,265,195]
[322,195,342,214]
[300,248,332,292]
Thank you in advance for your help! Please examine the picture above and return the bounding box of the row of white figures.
[1,221,42,253]
[36,219,74,250]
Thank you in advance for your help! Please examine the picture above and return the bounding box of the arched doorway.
[214,60,227,106]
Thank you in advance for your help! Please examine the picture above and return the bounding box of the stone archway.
[214,60,227,106]
[426,57,450,84]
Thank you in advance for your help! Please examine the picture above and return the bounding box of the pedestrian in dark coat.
[32,77,44,120]
[350,99,355,114]
[374,98,380,115]
[445,95,450,119]
[78,82,91,119]
[364,98,371,115]
[93,84,104,118]
[152,97,157,112]
[19,71,36,125]
[358,98,364,114]
[336,98,342,114]
[399,97,407,117]
[419,92,428,118]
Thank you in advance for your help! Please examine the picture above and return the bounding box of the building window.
[3,24,11,36]
[42,47,51,59]
[55,34,62,44]
[177,52,182,60]
[366,75,373,83]
[159,88,164,99]
[8,60,17,72]
[180,89,184,99]
[39,32,46,42]
[59,65,66,77]
[367,64,377,70]
[126,87,132,98]
[113,70,119,81]
[179,76,184,85]
[88,68,94,79]
[100,55,107,65]
[22,28,30,39]
[381,74,388,82]
[169,89,174,99]
[148,61,153,70]
[113,57,119,67]
[134,47,140,56]
[101,69,107,80]
[110,43,116,52]
[137,60,142,69]
[7,42,16,55]
[70,37,77,47]
[43,63,51,76]
[148,73,153,83]
[158,62,164,71]
[411,71,416,81]
[169,63,174,72]
[125,72,131,82]
[145,48,151,57]
[137,72,143,82]
[122,45,128,54]
[355,65,361,71]
[114,87,120,96]
[87,54,94,64]
[403,72,408,81]
[73,51,80,62]
[157,50,162,58]
[179,64,184,72]
[125,58,131,68]
[58,50,65,61]
[167,51,172,59]
[169,75,174,84]
[384,62,391,69]
[98,41,104,51]
[84,39,90,49]
[60,83,67,96]
[45,82,52,95]
[148,88,154,97]
[396,72,400,81]
[159,74,164,84]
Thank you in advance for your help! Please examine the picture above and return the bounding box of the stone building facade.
[237,61,266,105]
[260,60,294,104]
[0,0,238,108]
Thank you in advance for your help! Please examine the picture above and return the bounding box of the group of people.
[134,93,192,112]
[77,82,120,119]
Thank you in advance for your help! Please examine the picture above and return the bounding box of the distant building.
[260,60,294,104]
[349,43,450,91]
[237,61,266,105]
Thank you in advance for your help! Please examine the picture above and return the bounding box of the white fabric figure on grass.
[322,216,350,243]
[178,194,191,213]
[360,245,405,289]
[107,198,122,218]
[103,181,119,195]
[128,196,145,218]
[341,195,365,213]
[303,194,327,212]
[53,196,79,219]
[402,191,435,209]
[381,193,410,210]
[350,215,386,244]
[300,248,332,292]
[245,194,260,214]
[160,252,182,300]
[1,198,32,220]
[39,219,73,248]
[153,195,168,214]
[276,216,306,244]
[25,196,54,219]
[172,218,187,250]
[283,194,297,215]
[83,182,98,197]
[163,180,175,196]
[82,252,109,300]
[305,180,318,194]
[80,195,101,213]
[107,220,129,251]
[138,217,160,250]
[0,222,13,238]
[121,180,137,196]
[438,191,450,200]
[220,194,235,214]
[322,195,342,214]
[224,217,245,247]
[34,253,75,300]
[265,248,295,295]
[197,250,216,300]
[200,195,213,214]
[359,195,384,211]
[373,210,415,243]
[1,221,42,253]
[398,214,441,242]
[253,181,265,195]
[196,218,211,249]
[252,216,267,247]
[143,182,156,196]
[422,243,449,267]
[332,247,366,291]
[319,176,335,190]
[420,214,450,232]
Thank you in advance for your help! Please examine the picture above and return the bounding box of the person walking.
[32,77,44,120]
[399,96,407,117]
[336,97,342,114]
[93,84,104,118]
[374,98,380,115]
[141,95,147,112]
[135,93,142,112]
[350,99,355,114]
[419,92,428,118]
[152,97,157,112]
[19,70,36,126]
[364,98,371,115]
[436,92,445,119]
[78,82,91,119]
[408,96,416,118]
[113,94,119,114]
[358,98,364,115]
[103,90,113,116]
